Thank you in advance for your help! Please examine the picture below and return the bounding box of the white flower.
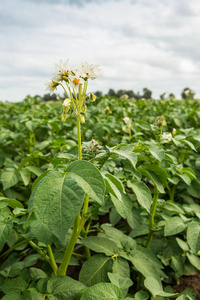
[52,73,63,82]
[63,98,71,107]
[54,59,73,80]
[185,89,190,95]
[123,117,130,124]
[80,61,102,80]
[44,80,59,95]
[162,133,172,141]
[173,128,176,135]
[68,70,85,92]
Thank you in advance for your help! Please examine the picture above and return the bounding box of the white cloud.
[0,0,200,101]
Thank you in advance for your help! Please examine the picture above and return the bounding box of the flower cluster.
[153,115,167,127]
[161,133,172,141]
[122,117,132,137]
[45,60,102,122]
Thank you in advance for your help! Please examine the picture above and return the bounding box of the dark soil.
[173,271,200,299]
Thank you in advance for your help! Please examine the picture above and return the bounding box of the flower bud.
[90,93,96,102]
[61,113,67,121]
[82,104,87,113]
[79,114,85,124]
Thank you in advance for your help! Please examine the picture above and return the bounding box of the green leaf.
[0,197,24,209]
[36,140,51,151]
[187,181,200,199]
[81,236,119,256]
[104,173,133,219]
[171,256,185,275]
[127,179,152,213]
[147,145,165,162]
[179,139,197,152]
[109,145,138,168]
[19,168,30,186]
[177,173,191,185]
[128,254,159,279]
[25,120,38,132]
[186,253,200,270]
[47,276,85,300]
[164,202,184,214]
[79,254,113,287]
[140,164,168,193]
[66,160,105,205]
[0,220,13,252]
[110,193,133,219]
[176,238,189,252]
[176,295,193,300]
[112,257,130,278]
[104,173,125,193]
[17,151,40,173]
[1,168,19,190]
[187,222,200,254]
[1,291,21,300]
[21,289,44,300]
[79,282,122,300]
[164,153,178,165]
[182,168,197,181]
[25,166,43,177]
[101,223,137,250]
[164,217,187,236]
[1,278,28,294]
[144,276,178,298]
[29,268,48,280]
[133,290,149,300]
[30,161,105,243]
[30,170,85,243]
[181,288,196,300]
[108,272,133,289]
[31,170,50,192]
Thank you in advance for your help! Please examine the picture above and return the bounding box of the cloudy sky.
[1,0,200,101]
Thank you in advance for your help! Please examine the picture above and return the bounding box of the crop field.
[0,91,200,299]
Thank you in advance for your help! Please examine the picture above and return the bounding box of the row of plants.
[0,61,200,299]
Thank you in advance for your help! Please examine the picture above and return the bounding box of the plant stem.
[77,118,82,160]
[0,239,27,258]
[146,186,159,249]
[81,195,91,259]
[28,240,55,270]
[47,244,58,275]
[169,185,176,202]
[57,212,83,276]
[58,118,92,275]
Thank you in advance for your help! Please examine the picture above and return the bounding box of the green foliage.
[0,96,200,298]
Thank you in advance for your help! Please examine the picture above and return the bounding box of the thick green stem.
[57,119,91,275]
[57,212,88,276]
[169,185,176,202]
[146,186,159,249]
[77,119,82,160]
[47,244,58,275]
[81,195,91,259]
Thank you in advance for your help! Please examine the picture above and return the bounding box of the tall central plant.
[29,60,105,276]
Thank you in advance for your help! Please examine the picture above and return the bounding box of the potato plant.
[0,62,200,299]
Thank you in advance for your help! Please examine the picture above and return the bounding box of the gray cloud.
[1,0,200,101]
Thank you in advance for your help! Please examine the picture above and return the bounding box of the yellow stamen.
[73,78,80,85]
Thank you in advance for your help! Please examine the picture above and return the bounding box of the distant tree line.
[35,87,195,102]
